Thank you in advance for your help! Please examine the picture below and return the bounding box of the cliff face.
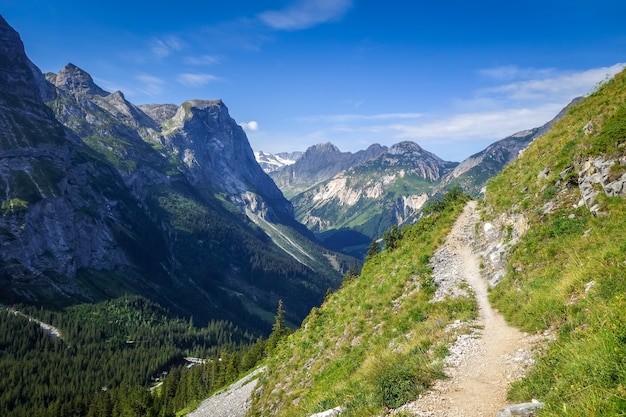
[0,15,345,332]
[269,142,388,198]
[159,99,295,223]
[0,16,154,295]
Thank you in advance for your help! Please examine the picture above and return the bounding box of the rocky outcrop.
[575,155,626,215]
[0,17,154,295]
[497,400,544,417]
[160,99,295,222]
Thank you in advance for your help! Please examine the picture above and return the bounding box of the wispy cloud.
[258,0,353,30]
[390,104,564,142]
[184,54,221,66]
[299,112,423,123]
[151,36,184,58]
[135,74,165,96]
[478,63,626,102]
[291,65,626,157]
[177,73,221,86]
[479,65,556,81]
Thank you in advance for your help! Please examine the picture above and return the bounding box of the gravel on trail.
[389,201,546,417]
[186,367,266,417]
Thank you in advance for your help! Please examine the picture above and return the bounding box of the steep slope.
[0,15,165,307]
[0,15,346,334]
[481,68,626,415]
[292,141,457,257]
[269,142,388,199]
[441,98,583,196]
[248,191,476,416]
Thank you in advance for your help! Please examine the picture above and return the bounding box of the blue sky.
[3,0,626,161]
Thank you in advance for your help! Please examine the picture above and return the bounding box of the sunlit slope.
[248,192,477,416]
[484,68,626,415]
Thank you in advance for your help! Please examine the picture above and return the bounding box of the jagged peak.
[305,142,341,155]
[181,98,225,111]
[388,141,425,154]
[52,63,108,97]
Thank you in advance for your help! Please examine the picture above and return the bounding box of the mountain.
[249,67,626,416]
[254,150,302,173]
[269,142,388,198]
[440,97,583,196]
[285,142,457,257]
[0,15,347,334]
[269,102,576,259]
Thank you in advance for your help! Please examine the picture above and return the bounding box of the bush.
[369,353,438,409]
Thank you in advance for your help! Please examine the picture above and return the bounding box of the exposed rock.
[576,156,626,214]
[270,142,388,197]
[309,406,345,417]
[47,63,108,97]
[138,103,179,124]
[496,400,544,417]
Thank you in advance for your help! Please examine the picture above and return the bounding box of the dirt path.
[395,201,540,417]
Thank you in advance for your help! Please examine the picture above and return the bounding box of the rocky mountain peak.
[388,141,426,155]
[48,63,108,97]
[0,15,50,102]
[309,142,341,154]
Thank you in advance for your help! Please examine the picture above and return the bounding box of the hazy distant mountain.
[291,141,457,257]
[254,150,303,173]
[269,142,388,198]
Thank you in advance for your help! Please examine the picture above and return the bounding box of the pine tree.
[266,300,288,352]
[366,239,380,260]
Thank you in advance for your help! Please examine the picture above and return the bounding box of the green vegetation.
[1,198,28,215]
[484,68,626,415]
[83,135,137,173]
[0,295,269,417]
[249,189,475,416]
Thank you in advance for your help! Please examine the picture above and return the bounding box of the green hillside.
[249,190,476,416]
[248,69,626,416]
[484,69,626,414]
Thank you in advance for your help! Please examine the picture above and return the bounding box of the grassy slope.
[249,193,476,416]
[484,69,626,415]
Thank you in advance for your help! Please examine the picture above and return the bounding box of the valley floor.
[391,201,544,416]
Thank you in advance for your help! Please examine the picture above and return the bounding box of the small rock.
[497,400,544,417]
[309,406,345,417]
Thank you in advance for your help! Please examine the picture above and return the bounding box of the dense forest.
[0,295,281,417]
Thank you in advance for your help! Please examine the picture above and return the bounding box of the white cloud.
[151,36,183,58]
[185,55,221,66]
[259,0,352,30]
[479,65,556,81]
[240,121,259,131]
[479,63,626,102]
[298,112,423,123]
[177,73,220,86]
[135,74,165,96]
[390,104,565,142]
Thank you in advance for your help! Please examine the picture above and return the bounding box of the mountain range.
[0,15,348,334]
[260,104,575,257]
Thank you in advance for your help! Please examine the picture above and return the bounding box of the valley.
[1,8,626,417]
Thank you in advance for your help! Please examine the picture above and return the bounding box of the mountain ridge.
[0,16,347,334]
